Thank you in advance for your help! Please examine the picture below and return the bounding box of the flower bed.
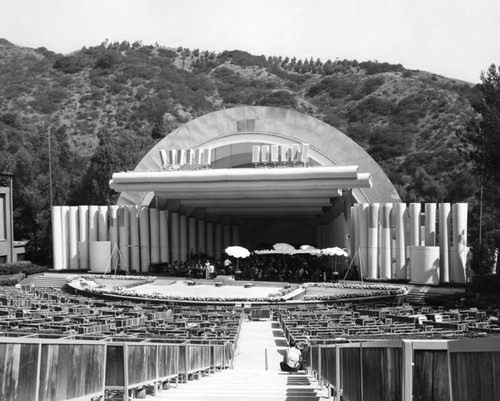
[67,276,301,303]
[302,282,408,301]
[66,276,405,303]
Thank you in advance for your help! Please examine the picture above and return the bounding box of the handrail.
[309,338,499,401]
[1,338,233,401]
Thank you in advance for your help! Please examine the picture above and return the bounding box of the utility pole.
[48,125,53,208]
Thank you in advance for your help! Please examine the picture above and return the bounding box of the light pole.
[47,125,53,209]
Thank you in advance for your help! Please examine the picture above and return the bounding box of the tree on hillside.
[461,65,500,181]
[460,64,500,274]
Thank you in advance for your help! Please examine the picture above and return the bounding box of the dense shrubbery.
[359,61,404,75]
[0,273,25,286]
[0,261,48,275]
[469,274,500,294]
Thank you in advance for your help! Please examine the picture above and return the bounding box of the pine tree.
[460,64,500,273]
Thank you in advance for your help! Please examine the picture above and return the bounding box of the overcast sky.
[1,0,499,83]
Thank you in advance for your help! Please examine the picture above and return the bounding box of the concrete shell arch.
[117,106,400,206]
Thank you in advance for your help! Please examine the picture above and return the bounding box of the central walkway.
[145,317,329,400]
[234,320,287,370]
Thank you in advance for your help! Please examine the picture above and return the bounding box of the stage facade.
[52,106,469,284]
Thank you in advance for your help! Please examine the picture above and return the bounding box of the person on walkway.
[280,340,302,372]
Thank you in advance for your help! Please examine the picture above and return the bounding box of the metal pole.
[9,174,14,262]
[479,183,483,270]
[47,125,53,208]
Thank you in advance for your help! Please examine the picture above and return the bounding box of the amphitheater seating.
[278,303,500,343]
[0,286,243,344]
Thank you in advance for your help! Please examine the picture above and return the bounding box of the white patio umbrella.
[300,245,321,255]
[273,243,296,253]
[225,246,250,272]
[225,246,251,259]
[321,247,349,257]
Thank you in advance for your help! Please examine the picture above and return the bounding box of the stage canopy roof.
[111,106,400,225]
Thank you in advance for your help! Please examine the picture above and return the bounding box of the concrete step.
[20,273,68,289]
[135,369,328,401]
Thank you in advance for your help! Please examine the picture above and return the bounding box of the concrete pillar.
[139,206,150,272]
[60,206,69,270]
[197,219,206,255]
[352,205,359,264]
[68,206,79,270]
[357,203,369,278]
[409,203,421,247]
[170,212,180,262]
[108,205,119,270]
[232,225,240,246]
[78,206,89,270]
[179,214,188,262]
[394,202,407,280]
[52,206,63,270]
[118,206,130,271]
[206,222,214,258]
[188,217,197,259]
[380,203,392,279]
[215,223,223,260]
[316,225,322,249]
[88,205,99,242]
[159,210,169,263]
[149,208,160,265]
[98,205,108,241]
[425,203,437,246]
[330,220,335,247]
[223,224,232,248]
[368,203,379,279]
[452,203,468,283]
[129,205,141,272]
[439,203,451,283]
[336,218,342,247]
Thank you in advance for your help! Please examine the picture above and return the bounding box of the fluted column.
[179,214,188,262]
[149,208,160,265]
[170,212,180,262]
[316,225,322,249]
[223,224,231,248]
[118,206,130,271]
[68,206,79,270]
[159,210,169,263]
[424,203,437,246]
[88,205,99,242]
[439,203,451,283]
[206,221,214,258]
[52,206,63,270]
[215,223,223,260]
[357,203,369,278]
[188,217,197,259]
[394,202,407,279]
[452,203,468,283]
[98,206,108,241]
[78,206,89,270]
[108,205,119,270]
[380,203,392,279]
[60,206,69,270]
[352,205,359,265]
[409,203,421,247]
[139,206,150,272]
[232,225,240,246]
[197,220,206,255]
[129,205,140,272]
[368,203,379,279]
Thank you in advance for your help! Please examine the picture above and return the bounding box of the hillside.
[0,38,478,263]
